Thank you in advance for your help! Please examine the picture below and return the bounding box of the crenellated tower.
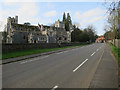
[6,16,18,43]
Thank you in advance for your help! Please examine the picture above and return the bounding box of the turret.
[41,24,44,31]
[15,16,18,24]
[55,20,65,29]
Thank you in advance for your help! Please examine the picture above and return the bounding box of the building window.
[50,32,52,36]
[65,37,67,40]
[23,36,26,39]
[59,37,62,40]
[34,40,37,43]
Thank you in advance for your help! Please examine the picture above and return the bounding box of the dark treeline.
[71,25,97,43]
[62,12,97,43]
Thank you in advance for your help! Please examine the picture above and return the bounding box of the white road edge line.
[73,58,88,72]
[51,85,58,90]
[20,61,27,64]
[91,52,96,56]
[56,52,63,54]
[63,51,68,53]
[41,55,49,59]
[20,55,49,64]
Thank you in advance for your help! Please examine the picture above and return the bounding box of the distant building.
[6,16,71,44]
[96,36,105,43]
[24,22,31,26]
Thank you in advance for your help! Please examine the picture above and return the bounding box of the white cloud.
[73,7,107,27]
[82,8,104,18]
[74,7,106,21]
[16,3,38,17]
[74,11,81,20]
[44,10,57,17]
[1,0,107,2]
[3,0,37,3]
[0,2,40,31]
[65,10,71,14]
[74,22,81,27]
[16,2,39,24]
[46,2,55,8]
[88,16,101,23]
[73,7,107,35]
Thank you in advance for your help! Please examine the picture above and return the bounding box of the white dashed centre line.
[51,85,58,90]
[73,58,88,72]
[97,49,99,51]
[91,52,96,56]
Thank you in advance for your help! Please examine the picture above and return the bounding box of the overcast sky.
[0,0,110,35]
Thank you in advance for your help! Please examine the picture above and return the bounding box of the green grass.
[2,44,89,59]
[110,43,120,67]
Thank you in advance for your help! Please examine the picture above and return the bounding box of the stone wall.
[115,39,120,48]
[2,42,89,53]
[109,39,120,48]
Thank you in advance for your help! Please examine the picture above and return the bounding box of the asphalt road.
[3,43,109,88]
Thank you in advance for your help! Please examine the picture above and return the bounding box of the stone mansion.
[6,16,72,44]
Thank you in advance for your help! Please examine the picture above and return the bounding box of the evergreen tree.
[67,13,72,25]
[65,21,69,31]
[63,12,66,23]
[65,13,72,31]
[62,12,72,31]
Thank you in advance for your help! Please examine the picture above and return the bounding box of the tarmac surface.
[2,43,118,88]
[89,44,118,88]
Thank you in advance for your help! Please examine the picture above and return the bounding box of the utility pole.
[118,2,120,39]
[112,8,116,46]
[112,1,117,46]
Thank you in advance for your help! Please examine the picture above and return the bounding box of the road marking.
[51,85,58,90]
[72,49,76,51]
[28,60,34,62]
[97,49,99,51]
[56,52,63,54]
[73,58,88,72]
[20,55,49,64]
[40,55,49,59]
[20,61,28,64]
[91,52,96,56]
[63,51,68,53]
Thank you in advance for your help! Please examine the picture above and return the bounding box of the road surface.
[2,43,117,88]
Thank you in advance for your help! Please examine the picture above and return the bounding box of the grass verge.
[2,44,89,60]
[110,43,120,67]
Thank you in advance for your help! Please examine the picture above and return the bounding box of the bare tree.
[103,0,120,45]
[86,25,96,42]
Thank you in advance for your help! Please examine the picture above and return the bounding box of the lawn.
[110,43,120,67]
[2,44,89,59]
